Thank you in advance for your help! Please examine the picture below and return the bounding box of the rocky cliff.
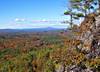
[76,13,100,57]
[55,13,100,72]
[71,13,100,72]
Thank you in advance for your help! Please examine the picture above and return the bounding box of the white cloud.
[21,18,25,21]
[14,18,26,22]
[15,18,19,21]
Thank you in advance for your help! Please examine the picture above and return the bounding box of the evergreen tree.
[64,8,73,29]
[64,0,84,29]
[64,0,100,29]
[70,0,95,16]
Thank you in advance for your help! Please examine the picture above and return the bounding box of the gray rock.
[61,14,100,72]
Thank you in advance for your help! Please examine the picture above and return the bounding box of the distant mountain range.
[0,27,66,33]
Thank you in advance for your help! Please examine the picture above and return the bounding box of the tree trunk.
[98,0,100,14]
[70,14,73,29]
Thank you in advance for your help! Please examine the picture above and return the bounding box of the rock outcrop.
[68,13,100,72]
[76,13,100,56]
[55,13,100,72]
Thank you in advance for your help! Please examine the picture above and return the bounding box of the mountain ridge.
[0,27,66,32]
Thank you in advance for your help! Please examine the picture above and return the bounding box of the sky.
[0,0,70,29]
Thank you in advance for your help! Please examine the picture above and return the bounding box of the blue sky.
[0,0,70,29]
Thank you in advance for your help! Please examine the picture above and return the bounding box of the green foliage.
[70,0,99,15]
[70,0,82,3]
[64,11,71,15]
[45,59,55,72]
[73,16,79,19]
[0,32,99,72]
[64,0,100,30]
[0,48,20,59]
[72,5,80,9]
[76,13,84,17]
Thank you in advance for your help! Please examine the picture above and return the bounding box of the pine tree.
[64,0,100,29]
[70,0,96,16]
[64,0,84,29]
[64,9,73,29]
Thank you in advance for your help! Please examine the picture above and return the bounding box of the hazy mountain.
[0,27,66,33]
